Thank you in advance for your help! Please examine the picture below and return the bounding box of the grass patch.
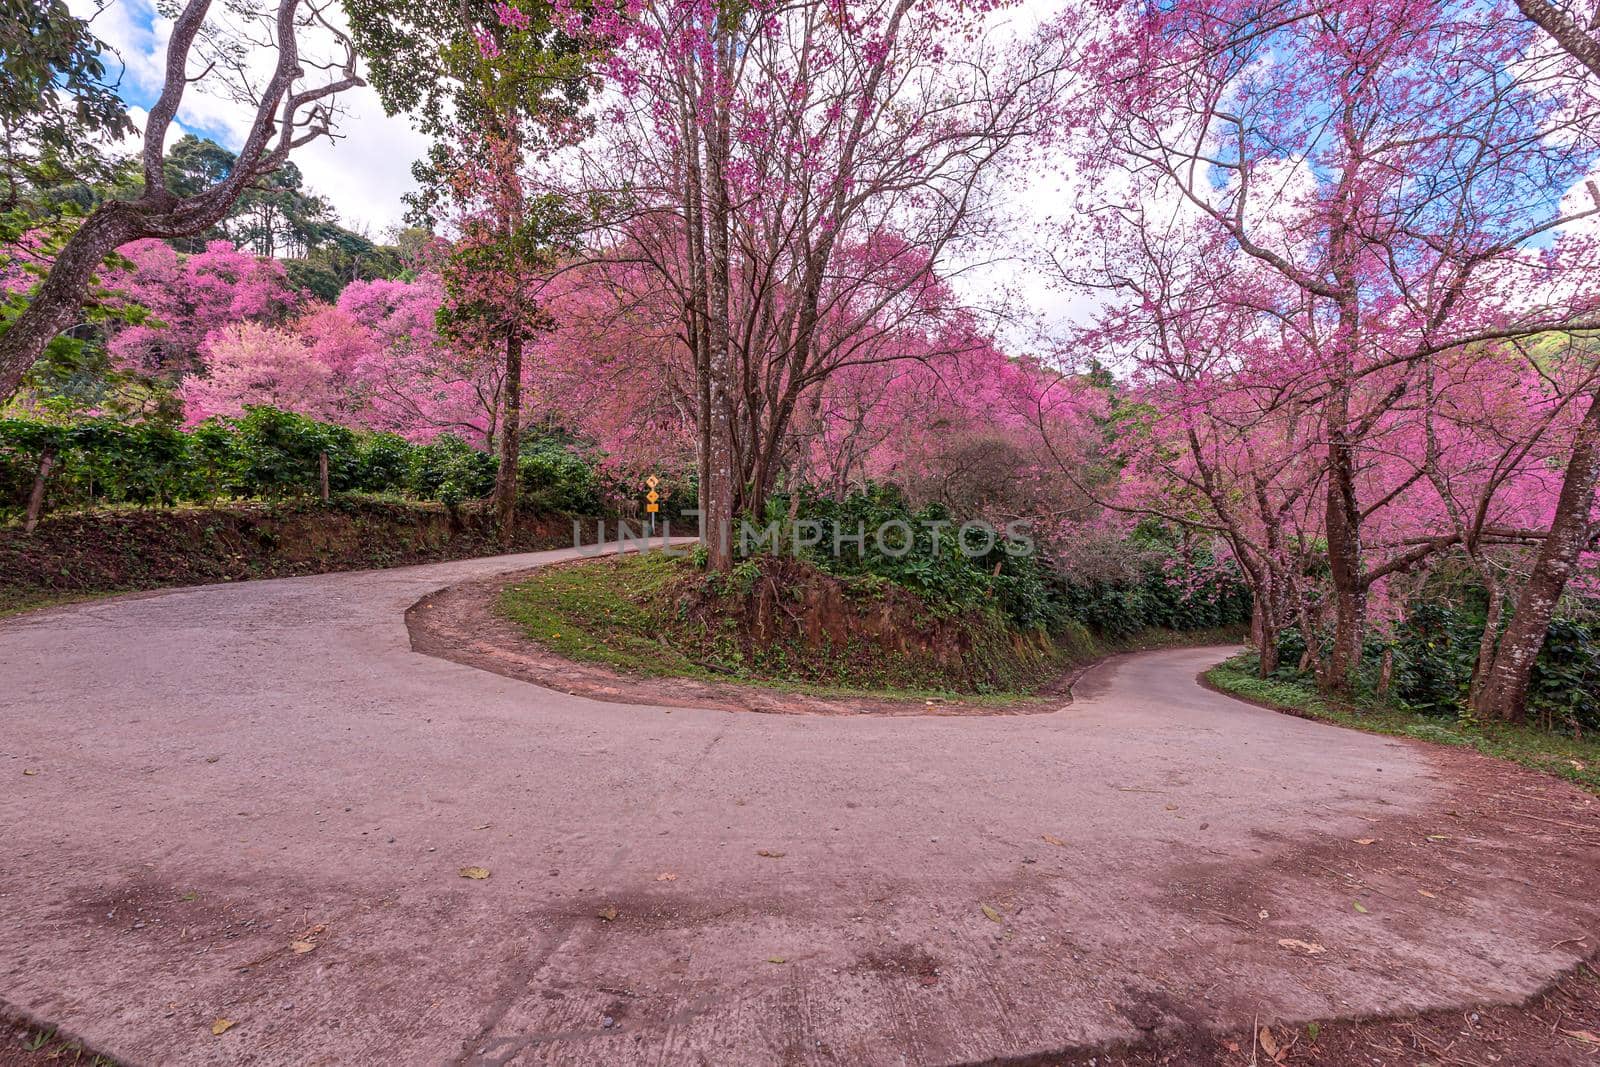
[498,551,706,679]
[0,587,128,620]
[498,550,1245,703]
[496,551,1041,702]
[1206,653,1600,795]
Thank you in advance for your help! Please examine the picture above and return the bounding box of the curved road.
[1,545,1595,1064]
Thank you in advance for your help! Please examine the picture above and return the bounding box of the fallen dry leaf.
[756,849,786,858]
[1258,1025,1282,1060]
[1354,838,1376,845]
[1570,760,1587,772]
[1561,1029,1600,1044]
[1277,938,1326,955]
[21,769,37,777]
[1040,834,1067,847]
[655,872,677,882]
[1352,900,1369,914]
[766,956,786,964]
[458,866,491,880]
[1425,834,1451,841]
[597,905,618,922]
[472,823,492,831]
[290,940,317,954]
[981,904,1003,923]
[1418,889,1438,899]
[211,1018,235,1036]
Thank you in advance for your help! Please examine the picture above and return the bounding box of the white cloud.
[290,93,432,236]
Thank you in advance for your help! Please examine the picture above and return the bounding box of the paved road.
[1,545,1594,1065]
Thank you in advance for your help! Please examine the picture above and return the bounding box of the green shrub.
[0,407,608,519]
[748,484,1250,635]
[1268,596,1600,735]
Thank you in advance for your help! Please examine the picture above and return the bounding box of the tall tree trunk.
[677,52,715,555]
[1324,390,1366,690]
[700,29,737,573]
[1251,594,1281,677]
[0,208,139,401]
[493,323,523,547]
[1474,393,1600,722]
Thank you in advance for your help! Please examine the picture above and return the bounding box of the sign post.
[645,475,660,536]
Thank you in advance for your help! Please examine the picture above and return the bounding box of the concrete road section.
[2,545,1596,1064]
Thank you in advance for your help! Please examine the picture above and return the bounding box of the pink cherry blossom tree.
[536,0,1082,569]
[1075,0,1600,696]
[103,239,299,377]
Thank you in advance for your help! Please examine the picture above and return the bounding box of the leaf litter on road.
[458,866,491,880]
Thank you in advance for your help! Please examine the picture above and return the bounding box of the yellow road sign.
[646,490,659,503]
[645,474,660,489]
[646,503,659,513]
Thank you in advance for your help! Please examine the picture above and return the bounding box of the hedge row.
[0,406,608,520]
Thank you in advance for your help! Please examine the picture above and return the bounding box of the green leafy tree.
[345,0,600,543]
[0,0,135,210]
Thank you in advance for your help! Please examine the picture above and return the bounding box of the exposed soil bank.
[0,497,587,614]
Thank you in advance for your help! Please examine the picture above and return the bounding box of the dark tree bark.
[493,324,523,546]
[1474,392,1600,721]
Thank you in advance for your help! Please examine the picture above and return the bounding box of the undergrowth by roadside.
[1206,653,1600,796]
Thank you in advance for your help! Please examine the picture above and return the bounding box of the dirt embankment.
[678,555,1067,692]
[0,498,587,612]
[403,550,1222,716]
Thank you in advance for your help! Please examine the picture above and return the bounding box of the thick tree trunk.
[1474,393,1600,722]
[1249,585,1283,676]
[1516,0,1600,80]
[493,324,523,547]
[1324,403,1366,690]
[0,207,140,401]
[1258,622,1280,677]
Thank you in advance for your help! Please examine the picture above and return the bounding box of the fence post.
[318,451,330,503]
[24,448,56,533]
